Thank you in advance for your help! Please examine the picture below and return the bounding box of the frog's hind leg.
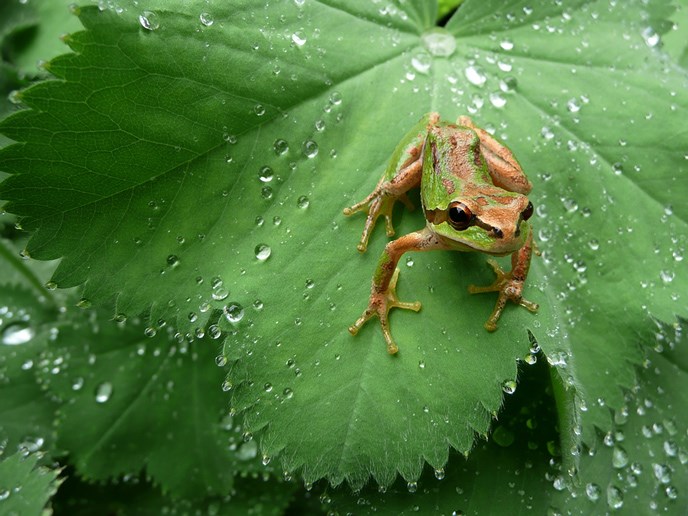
[344,158,422,252]
[458,115,532,195]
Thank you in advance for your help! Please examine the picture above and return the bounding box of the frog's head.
[425,189,534,255]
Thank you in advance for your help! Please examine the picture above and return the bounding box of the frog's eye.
[521,201,534,221]
[447,202,473,231]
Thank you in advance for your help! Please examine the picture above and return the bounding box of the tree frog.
[343,113,538,354]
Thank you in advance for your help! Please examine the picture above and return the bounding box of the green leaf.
[328,320,688,515]
[1,0,687,490]
[35,308,252,499]
[0,265,58,456]
[0,452,62,515]
[52,474,297,516]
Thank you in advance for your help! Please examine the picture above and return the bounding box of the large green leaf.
[328,320,688,515]
[0,452,62,515]
[0,0,686,490]
[35,307,260,499]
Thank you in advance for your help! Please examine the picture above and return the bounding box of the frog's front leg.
[343,158,422,252]
[344,112,440,252]
[349,228,447,354]
[468,229,539,331]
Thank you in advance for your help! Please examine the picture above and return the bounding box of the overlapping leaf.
[0,0,686,490]
[0,452,62,515]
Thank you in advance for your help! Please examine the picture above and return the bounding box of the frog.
[343,113,538,354]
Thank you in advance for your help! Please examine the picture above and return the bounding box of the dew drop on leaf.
[1,322,35,346]
[138,11,159,31]
[302,140,318,158]
[273,139,289,155]
[283,387,293,399]
[237,440,258,460]
[76,298,92,309]
[407,481,417,493]
[167,254,180,268]
[212,286,229,301]
[606,485,623,509]
[641,26,660,47]
[254,104,266,116]
[255,244,272,261]
[95,382,113,403]
[411,51,432,74]
[258,166,274,183]
[585,483,601,501]
[611,446,628,468]
[421,28,456,57]
[464,65,487,87]
[291,31,307,46]
[199,12,214,27]
[45,281,57,290]
[224,303,245,323]
[502,380,517,394]
[261,186,273,199]
[297,196,310,209]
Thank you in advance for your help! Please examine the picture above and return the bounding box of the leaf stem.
[548,365,581,485]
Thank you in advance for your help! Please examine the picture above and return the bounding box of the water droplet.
[405,256,414,267]
[660,270,674,284]
[641,26,660,47]
[407,481,417,493]
[199,12,214,27]
[264,383,273,392]
[0,490,9,501]
[258,166,274,182]
[72,377,84,391]
[411,51,432,74]
[167,254,180,268]
[254,104,266,116]
[262,454,271,466]
[612,446,628,468]
[224,303,245,323]
[253,299,264,310]
[297,195,310,209]
[421,28,456,57]
[76,298,92,309]
[144,326,157,338]
[274,139,289,155]
[500,39,514,51]
[302,140,318,158]
[283,387,294,399]
[606,485,623,509]
[221,380,233,391]
[489,92,506,108]
[255,244,272,261]
[95,382,113,403]
[434,468,445,480]
[261,186,273,199]
[212,286,229,301]
[215,355,228,367]
[237,440,258,460]
[464,65,487,87]
[585,483,601,501]
[1,323,35,346]
[139,11,159,30]
[329,91,342,105]
[291,31,307,46]
[502,380,517,394]
[45,281,58,290]
[653,463,671,484]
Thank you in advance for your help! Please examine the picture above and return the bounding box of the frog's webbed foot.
[343,192,399,253]
[468,259,538,331]
[349,268,421,354]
